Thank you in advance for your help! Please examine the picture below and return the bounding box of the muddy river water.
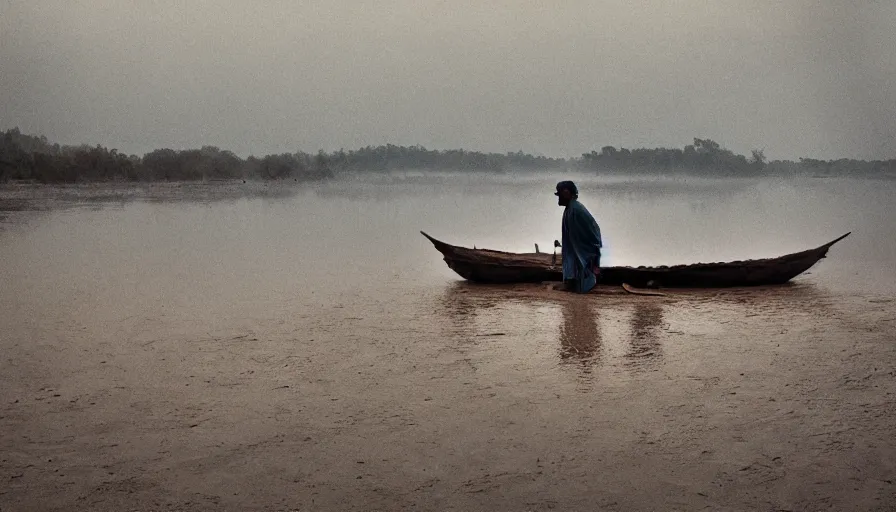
[1,175,894,510]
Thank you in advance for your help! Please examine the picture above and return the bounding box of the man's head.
[555,180,578,206]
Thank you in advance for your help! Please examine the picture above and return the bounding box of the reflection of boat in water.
[438,283,661,376]
[435,269,840,385]
[421,231,850,288]
[436,280,834,380]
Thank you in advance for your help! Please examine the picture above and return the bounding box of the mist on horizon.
[2,1,894,161]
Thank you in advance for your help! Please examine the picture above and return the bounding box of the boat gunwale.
[421,230,851,273]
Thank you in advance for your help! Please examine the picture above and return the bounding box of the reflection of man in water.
[555,180,603,293]
[559,298,601,368]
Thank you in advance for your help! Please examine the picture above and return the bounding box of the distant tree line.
[326,144,567,172]
[580,138,767,175]
[1,128,893,183]
[579,139,896,177]
[0,128,332,183]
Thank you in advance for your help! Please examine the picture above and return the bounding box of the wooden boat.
[421,231,850,288]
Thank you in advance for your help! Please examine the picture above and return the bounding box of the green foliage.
[580,138,757,176]
[0,129,139,183]
[0,128,331,183]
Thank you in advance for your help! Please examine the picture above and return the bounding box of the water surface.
[1,176,894,510]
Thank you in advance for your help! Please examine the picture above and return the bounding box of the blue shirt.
[561,199,602,293]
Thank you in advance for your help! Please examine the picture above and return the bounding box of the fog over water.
[1,175,893,320]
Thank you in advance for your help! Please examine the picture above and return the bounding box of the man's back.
[561,199,603,293]
[564,199,602,248]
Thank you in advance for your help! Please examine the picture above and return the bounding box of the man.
[555,180,602,293]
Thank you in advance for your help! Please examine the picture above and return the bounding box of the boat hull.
[421,231,850,288]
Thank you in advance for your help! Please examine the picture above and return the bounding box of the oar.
[622,283,666,296]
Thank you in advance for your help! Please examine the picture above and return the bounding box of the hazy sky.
[2,1,894,160]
